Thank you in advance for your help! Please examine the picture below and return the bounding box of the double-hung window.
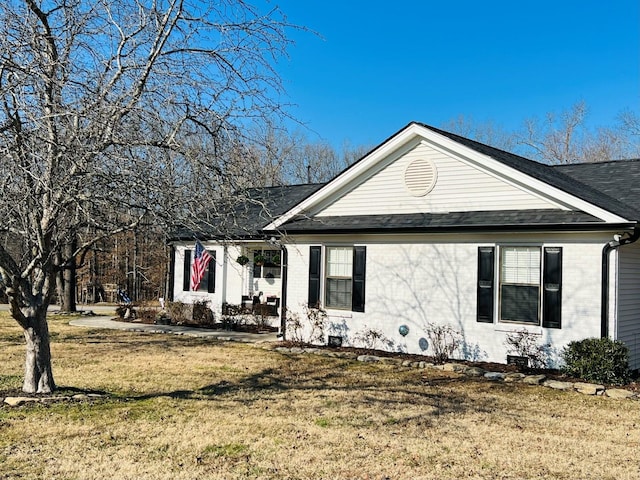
[476,245,562,328]
[325,247,353,309]
[499,246,540,324]
[308,245,366,312]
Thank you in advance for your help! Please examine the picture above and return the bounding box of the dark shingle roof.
[553,159,640,217]
[170,183,325,240]
[419,123,640,221]
[281,209,610,234]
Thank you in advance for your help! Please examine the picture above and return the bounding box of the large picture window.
[499,246,540,324]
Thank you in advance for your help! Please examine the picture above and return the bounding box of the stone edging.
[2,393,107,408]
[264,345,638,400]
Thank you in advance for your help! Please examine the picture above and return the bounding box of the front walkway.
[68,316,280,343]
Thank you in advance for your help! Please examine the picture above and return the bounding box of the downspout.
[279,245,288,339]
[601,227,640,338]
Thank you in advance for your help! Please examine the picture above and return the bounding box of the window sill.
[325,309,354,319]
[494,323,543,335]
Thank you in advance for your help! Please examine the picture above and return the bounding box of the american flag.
[190,240,212,291]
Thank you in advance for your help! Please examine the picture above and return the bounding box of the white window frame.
[498,245,542,326]
[325,246,353,310]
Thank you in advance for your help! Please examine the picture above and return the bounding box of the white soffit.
[264,123,629,230]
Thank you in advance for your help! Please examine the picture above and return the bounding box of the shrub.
[353,326,392,350]
[285,309,304,344]
[285,304,327,344]
[167,301,191,324]
[425,322,462,364]
[136,308,159,324]
[192,300,214,326]
[561,337,631,385]
[303,303,327,344]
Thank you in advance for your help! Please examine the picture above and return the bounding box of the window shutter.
[308,246,322,308]
[352,246,366,313]
[207,251,216,294]
[183,249,191,291]
[477,247,495,323]
[543,247,562,329]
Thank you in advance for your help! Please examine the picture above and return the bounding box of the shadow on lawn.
[126,359,499,418]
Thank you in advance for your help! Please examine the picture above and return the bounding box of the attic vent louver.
[404,158,437,197]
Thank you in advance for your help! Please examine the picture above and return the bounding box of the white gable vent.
[404,158,437,197]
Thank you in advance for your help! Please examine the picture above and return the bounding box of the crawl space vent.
[404,158,437,197]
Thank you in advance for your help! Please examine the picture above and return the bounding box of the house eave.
[276,222,637,236]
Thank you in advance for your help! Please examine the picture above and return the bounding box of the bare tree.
[446,102,640,164]
[517,101,589,164]
[246,128,371,186]
[0,0,297,393]
[442,115,517,153]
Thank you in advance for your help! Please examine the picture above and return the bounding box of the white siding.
[316,143,560,217]
[285,233,608,367]
[616,242,640,370]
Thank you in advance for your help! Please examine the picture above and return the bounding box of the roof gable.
[265,123,634,231]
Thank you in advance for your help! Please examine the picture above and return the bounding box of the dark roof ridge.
[553,158,640,167]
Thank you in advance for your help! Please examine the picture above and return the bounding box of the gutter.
[601,226,640,337]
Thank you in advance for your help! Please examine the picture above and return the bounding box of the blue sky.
[270,0,639,150]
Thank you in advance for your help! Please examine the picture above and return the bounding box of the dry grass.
[1,312,639,480]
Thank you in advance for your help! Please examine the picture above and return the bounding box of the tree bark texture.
[21,312,56,394]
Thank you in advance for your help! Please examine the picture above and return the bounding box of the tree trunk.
[59,258,77,312]
[22,311,56,394]
[55,240,77,312]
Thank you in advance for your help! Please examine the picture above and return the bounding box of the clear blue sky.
[270,0,639,150]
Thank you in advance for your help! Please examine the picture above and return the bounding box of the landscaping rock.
[504,373,525,382]
[543,380,574,391]
[442,363,466,373]
[275,347,291,353]
[357,355,381,363]
[402,360,412,367]
[522,374,547,385]
[289,347,305,354]
[464,366,486,377]
[484,372,505,381]
[605,389,636,400]
[573,382,605,395]
[72,394,90,400]
[4,397,39,407]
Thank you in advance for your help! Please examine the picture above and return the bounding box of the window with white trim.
[325,246,353,309]
[499,246,541,324]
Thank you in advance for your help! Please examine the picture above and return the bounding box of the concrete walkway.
[68,315,280,343]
